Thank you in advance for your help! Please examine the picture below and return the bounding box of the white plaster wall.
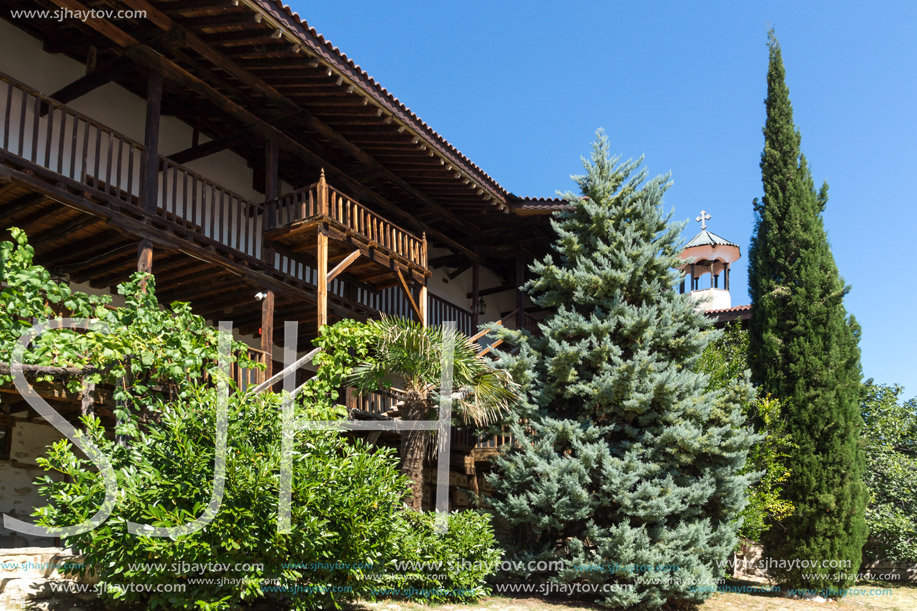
[427,247,522,331]
[0,421,64,548]
[689,288,732,312]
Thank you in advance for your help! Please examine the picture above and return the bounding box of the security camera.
[255,291,267,301]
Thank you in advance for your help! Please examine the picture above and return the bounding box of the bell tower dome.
[678,210,741,312]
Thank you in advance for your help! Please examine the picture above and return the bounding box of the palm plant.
[348,315,516,510]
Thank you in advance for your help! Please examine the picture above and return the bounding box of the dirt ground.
[348,581,917,611]
[13,581,915,611]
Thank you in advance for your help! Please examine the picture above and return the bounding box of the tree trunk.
[399,395,429,511]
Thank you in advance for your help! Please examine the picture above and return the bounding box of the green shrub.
[696,323,794,542]
[9,227,504,609]
[862,382,917,563]
[0,227,261,418]
[35,386,410,610]
[297,318,379,420]
[371,510,502,603]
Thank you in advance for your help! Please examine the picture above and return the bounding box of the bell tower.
[678,210,741,312]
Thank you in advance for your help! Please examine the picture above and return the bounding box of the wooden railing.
[520,312,541,336]
[0,72,144,208]
[156,157,262,259]
[428,293,474,336]
[0,71,264,262]
[344,386,401,417]
[268,179,427,270]
[230,346,267,390]
[474,427,514,449]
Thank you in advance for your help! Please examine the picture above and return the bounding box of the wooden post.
[317,170,329,332]
[419,233,428,327]
[192,116,201,148]
[261,140,278,270]
[260,290,275,380]
[137,238,153,293]
[318,169,328,215]
[80,380,95,419]
[265,140,279,200]
[317,230,328,332]
[139,68,162,215]
[471,261,480,329]
[515,254,525,330]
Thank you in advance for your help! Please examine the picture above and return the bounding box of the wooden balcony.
[264,176,430,287]
[263,173,431,329]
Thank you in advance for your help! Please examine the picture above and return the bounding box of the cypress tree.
[748,31,867,590]
[487,132,756,608]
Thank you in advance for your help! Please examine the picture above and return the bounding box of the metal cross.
[696,210,711,230]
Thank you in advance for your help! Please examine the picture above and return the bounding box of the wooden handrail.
[470,308,519,343]
[268,180,427,270]
[0,70,264,262]
[249,346,321,394]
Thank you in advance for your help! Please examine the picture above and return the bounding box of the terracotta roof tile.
[705,304,753,315]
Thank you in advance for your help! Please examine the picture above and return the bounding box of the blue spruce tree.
[487,132,757,608]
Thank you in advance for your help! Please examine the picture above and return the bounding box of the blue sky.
[291,0,917,396]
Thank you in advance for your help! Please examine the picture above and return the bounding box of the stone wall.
[731,541,917,583]
[0,420,64,548]
[0,547,82,607]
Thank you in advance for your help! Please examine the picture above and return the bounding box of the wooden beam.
[48,54,134,107]
[180,12,262,29]
[470,308,518,343]
[0,362,106,377]
[29,215,100,245]
[471,262,480,329]
[164,0,237,11]
[137,239,153,273]
[201,29,280,45]
[419,233,428,326]
[327,249,361,282]
[395,268,422,322]
[260,289,274,379]
[0,165,334,317]
[515,254,525,329]
[316,230,329,332]
[466,283,513,299]
[0,194,50,218]
[137,238,153,292]
[80,380,95,419]
[316,170,329,332]
[48,0,140,47]
[265,139,279,200]
[59,242,136,273]
[477,338,504,357]
[139,68,162,215]
[167,131,250,164]
[448,263,471,280]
